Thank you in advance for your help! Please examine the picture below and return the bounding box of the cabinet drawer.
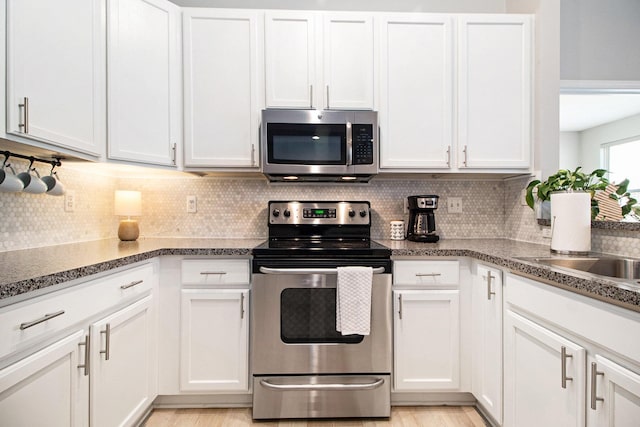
[181,259,250,285]
[393,260,460,286]
[0,263,154,362]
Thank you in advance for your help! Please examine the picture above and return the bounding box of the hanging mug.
[0,164,24,193]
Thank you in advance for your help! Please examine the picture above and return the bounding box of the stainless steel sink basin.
[518,256,640,281]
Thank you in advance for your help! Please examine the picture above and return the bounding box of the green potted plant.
[525,167,637,220]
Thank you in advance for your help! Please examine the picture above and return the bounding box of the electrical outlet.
[447,197,462,213]
[64,191,75,212]
[542,228,552,238]
[186,195,197,213]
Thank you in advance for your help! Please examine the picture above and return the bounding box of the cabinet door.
[457,15,531,169]
[180,289,249,391]
[504,310,586,427]
[90,296,155,427]
[379,14,453,169]
[472,265,503,424]
[107,0,181,167]
[588,355,640,427]
[183,9,263,168]
[0,330,88,427]
[265,11,317,108]
[323,13,375,110]
[393,289,459,391]
[6,0,106,156]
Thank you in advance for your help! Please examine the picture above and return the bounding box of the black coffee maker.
[406,195,440,242]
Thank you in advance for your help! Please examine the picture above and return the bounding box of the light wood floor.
[143,406,488,427]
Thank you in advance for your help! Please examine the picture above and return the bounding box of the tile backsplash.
[2,163,639,258]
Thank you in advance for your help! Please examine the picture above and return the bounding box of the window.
[602,137,640,201]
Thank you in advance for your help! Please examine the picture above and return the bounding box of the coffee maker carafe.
[406,195,440,242]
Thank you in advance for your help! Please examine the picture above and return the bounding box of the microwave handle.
[346,121,353,166]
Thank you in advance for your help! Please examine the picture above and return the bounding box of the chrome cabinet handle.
[258,267,385,275]
[120,279,143,290]
[100,323,111,361]
[200,271,227,275]
[171,143,177,165]
[486,273,496,300]
[260,377,384,391]
[77,334,90,376]
[561,346,573,388]
[18,97,29,133]
[398,294,403,320]
[415,272,442,277]
[240,293,245,319]
[20,310,65,330]
[462,145,468,167]
[446,146,451,167]
[590,362,605,410]
[309,85,313,108]
[251,143,256,167]
[326,85,330,109]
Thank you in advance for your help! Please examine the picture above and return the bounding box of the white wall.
[559,131,580,170]
[561,0,640,80]
[170,0,506,13]
[579,112,640,172]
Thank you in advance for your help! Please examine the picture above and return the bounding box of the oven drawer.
[393,260,460,286]
[252,374,391,419]
[181,259,250,286]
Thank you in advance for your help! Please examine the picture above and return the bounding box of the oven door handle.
[259,378,385,391]
[258,267,386,275]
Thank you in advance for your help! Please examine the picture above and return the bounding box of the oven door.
[251,267,392,376]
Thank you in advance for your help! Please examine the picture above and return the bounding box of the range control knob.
[272,209,280,217]
[283,209,291,217]
[348,209,356,218]
[359,210,367,218]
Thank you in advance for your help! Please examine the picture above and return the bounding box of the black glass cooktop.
[252,238,391,258]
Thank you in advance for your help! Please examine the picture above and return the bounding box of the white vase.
[550,191,591,254]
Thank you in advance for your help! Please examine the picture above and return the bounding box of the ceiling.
[560,93,640,132]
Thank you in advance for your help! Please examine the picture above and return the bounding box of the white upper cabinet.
[107,0,181,167]
[457,15,532,169]
[379,14,453,169]
[6,0,106,157]
[264,11,316,108]
[183,8,263,169]
[264,11,375,110]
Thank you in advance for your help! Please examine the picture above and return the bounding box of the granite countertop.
[1,237,639,313]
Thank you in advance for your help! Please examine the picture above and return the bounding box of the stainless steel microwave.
[261,109,378,182]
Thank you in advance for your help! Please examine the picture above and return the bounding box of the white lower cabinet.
[180,289,249,392]
[588,354,640,427]
[393,289,460,391]
[90,295,156,427]
[504,309,586,427]
[471,264,503,424]
[504,273,640,427]
[0,262,157,427]
[0,330,88,427]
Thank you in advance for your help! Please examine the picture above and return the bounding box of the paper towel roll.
[550,191,591,254]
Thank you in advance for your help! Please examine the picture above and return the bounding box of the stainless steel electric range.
[251,201,392,420]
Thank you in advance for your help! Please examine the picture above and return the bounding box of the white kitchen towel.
[336,266,373,336]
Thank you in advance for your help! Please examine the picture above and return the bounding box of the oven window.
[280,288,364,344]
[268,123,346,165]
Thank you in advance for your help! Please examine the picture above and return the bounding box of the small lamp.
[115,190,142,241]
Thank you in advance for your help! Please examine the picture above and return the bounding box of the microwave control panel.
[352,124,374,165]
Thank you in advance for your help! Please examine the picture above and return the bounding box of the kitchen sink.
[517,255,640,281]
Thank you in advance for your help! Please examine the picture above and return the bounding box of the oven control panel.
[269,201,370,225]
